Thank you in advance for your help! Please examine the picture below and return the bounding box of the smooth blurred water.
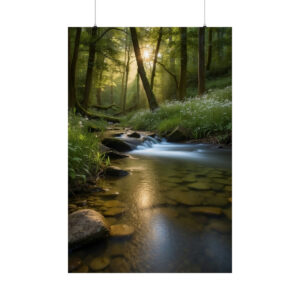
[69,138,232,273]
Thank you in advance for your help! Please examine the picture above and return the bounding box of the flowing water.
[69,134,232,273]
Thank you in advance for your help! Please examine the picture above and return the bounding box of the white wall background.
[0,0,300,299]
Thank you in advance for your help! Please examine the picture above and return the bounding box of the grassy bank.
[68,113,108,190]
[122,86,232,143]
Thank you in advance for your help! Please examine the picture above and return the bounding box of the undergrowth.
[122,86,232,143]
[68,112,108,189]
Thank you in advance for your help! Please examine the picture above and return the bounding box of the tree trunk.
[82,26,97,109]
[198,27,206,96]
[110,85,114,104]
[96,88,102,105]
[130,27,159,111]
[120,31,128,105]
[136,70,140,106]
[68,27,81,109]
[179,27,187,100]
[206,28,213,71]
[122,39,131,113]
[150,27,163,90]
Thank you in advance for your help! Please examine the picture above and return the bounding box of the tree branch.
[93,27,128,44]
[157,61,178,89]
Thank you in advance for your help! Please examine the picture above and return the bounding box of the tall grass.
[68,113,107,188]
[123,86,232,142]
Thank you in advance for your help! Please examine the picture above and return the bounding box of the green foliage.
[68,113,107,188]
[123,86,232,142]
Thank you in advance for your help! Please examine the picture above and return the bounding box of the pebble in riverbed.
[109,257,131,272]
[73,264,89,273]
[102,200,125,208]
[223,207,232,220]
[89,257,110,271]
[68,257,82,272]
[105,217,118,225]
[188,206,223,216]
[110,224,135,237]
[188,182,211,191]
[98,192,120,199]
[206,219,231,234]
[103,207,127,217]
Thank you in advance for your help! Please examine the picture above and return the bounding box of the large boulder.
[166,126,189,142]
[102,137,133,152]
[69,209,110,249]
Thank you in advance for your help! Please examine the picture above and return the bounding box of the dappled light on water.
[69,140,232,272]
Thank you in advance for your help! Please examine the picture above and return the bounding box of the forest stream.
[69,131,232,273]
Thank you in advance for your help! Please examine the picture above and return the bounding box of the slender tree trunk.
[82,26,97,109]
[110,85,113,104]
[206,28,213,71]
[136,70,140,106]
[130,27,159,111]
[198,27,206,96]
[68,27,81,109]
[96,68,103,105]
[150,27,163,90]
[120,31,128,105]
[96,88,102,105]
[122,38,130,113]
[179,27,187,100]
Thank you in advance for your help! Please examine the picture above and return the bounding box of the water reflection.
[69,142,232,273]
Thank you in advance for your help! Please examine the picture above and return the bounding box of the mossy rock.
[102,138,133,152]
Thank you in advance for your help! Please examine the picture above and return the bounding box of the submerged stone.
[188,182,211,191]
[104,151,129,160]
[89,256,110,271]
[105,166,129,177]
[175,198,206,206]
[109,257,131,272]
[103,207,127,216]
[73,264,89,273]
[223,207,232,220]
[102,200,125,208]
[188,206,223,216]
[105,217,118,225]
[68,257,82,272]
[110,224,135,237]
[99,192,120,199]
[206,220,231,234]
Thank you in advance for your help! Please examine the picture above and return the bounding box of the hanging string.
[204,0,206,27]
[94,0,97,27]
